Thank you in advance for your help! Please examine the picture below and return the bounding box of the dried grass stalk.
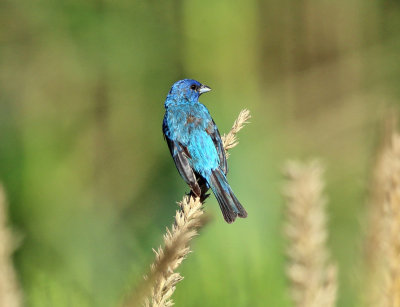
[363,119,397,307]
[143,196,206,307]
[221,109,251,157]
[283,161,337,307]
[0,185,22,307]
[136,109,251,307]
[369,133,400,307]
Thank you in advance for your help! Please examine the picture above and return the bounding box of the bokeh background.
[1,0,399,306]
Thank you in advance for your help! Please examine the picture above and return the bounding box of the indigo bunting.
[162,79,247,223]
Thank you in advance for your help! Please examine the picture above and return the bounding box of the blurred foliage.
[1,0,400,306]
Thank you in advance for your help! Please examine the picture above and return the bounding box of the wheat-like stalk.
[221,109,251,157]
[143,196,206,307]
[370,133,400,307]
[0,185,22,307]
[363,118,397,307]
[283,161,337,307]
[129,109,251,307]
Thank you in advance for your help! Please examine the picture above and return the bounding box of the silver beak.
[198,85,211,95]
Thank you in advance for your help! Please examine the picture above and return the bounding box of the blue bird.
[162,79,247,223]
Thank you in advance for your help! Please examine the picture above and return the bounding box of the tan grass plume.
[128,109,251,307]
[143,196,206,307]
[367,132,400,307]
[0,185,22,307]
[283,161,337,307]
[363,116,397,307]
[222,109,251,158]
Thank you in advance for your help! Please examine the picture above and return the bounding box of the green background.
[1,0,399,306]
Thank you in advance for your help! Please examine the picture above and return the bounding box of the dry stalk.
[363,117,397,307]
[130,109,251,307]
[369,133,400,307]
[0,185,22,307]
[283,161,337,307]
[143,196,206,307]
[221,109,251,158]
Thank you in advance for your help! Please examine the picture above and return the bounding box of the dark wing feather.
[206,119,228,175]
[163,122,201,197]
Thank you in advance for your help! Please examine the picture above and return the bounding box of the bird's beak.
[199,85,211,95]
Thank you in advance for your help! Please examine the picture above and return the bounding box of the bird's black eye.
[190,84,197,90]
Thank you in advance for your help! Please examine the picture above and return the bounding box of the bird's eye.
[190,84,197,90]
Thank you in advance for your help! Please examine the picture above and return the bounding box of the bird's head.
[166,79,211,106]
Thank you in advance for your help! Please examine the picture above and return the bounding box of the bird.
[162,79,247,223]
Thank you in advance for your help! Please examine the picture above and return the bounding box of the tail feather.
[208,169,247,223]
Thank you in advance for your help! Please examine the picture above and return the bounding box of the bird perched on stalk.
[162,79,247,223]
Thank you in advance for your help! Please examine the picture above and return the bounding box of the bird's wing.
[163,122,202,197]
[206,119,228,175]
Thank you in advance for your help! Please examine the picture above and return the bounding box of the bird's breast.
[164,105,219,175]
[186,114,203,126]
[167,107,208,135]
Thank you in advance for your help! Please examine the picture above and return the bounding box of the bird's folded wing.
[206,119,228,175]
[164,136,201,197]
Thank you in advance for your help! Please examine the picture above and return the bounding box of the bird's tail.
[207,169,247,223]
